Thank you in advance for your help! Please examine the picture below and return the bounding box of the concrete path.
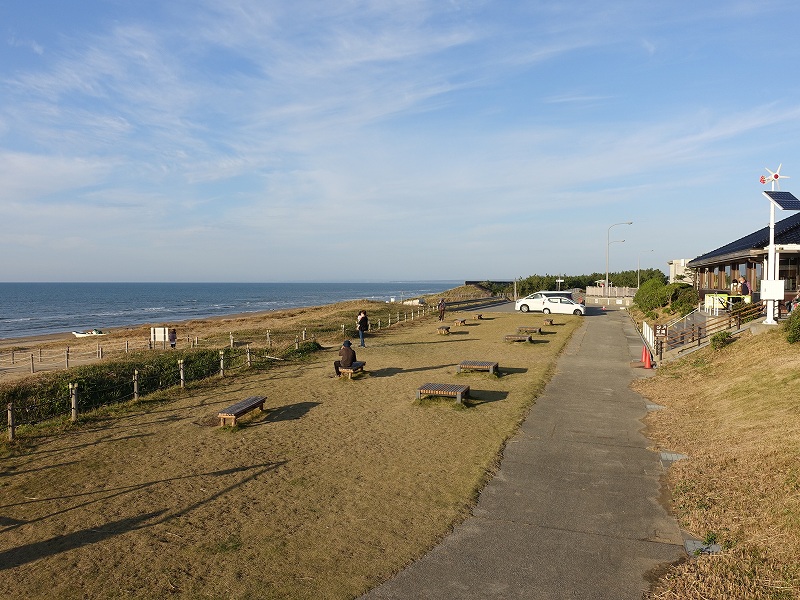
[362,308,684,599]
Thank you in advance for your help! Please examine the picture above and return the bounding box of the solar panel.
[763,190,800,210]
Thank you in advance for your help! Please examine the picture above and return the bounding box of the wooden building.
[688,211,800,301]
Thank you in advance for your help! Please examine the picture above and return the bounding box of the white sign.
[759,280,785,301]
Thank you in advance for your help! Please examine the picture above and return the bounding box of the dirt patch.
[0,307,579,599]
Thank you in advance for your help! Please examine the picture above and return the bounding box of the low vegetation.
[637,327,800,598]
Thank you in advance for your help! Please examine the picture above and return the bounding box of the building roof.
[688,211,800,268]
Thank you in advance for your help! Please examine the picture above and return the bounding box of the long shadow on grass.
[498,367,528,375]
[464,390,509,406]
[370,364,457,378]
[0,460,286,569]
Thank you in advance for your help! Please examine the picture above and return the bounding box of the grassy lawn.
[637,326,800,599]
[0,303,580,599]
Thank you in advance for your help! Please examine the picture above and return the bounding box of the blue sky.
[2,1,800,282]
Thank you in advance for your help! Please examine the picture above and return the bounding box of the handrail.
[653,302,765,359]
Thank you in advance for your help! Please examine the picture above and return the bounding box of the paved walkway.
[362,308,684,599]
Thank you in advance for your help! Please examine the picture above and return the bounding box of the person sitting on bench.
[334,340,357,378]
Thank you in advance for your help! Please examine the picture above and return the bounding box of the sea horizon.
[0,281,462,340]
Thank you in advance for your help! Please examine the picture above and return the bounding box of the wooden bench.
[218,395,266,427]
[417,383,470,404]
[543,318,554,326]
[437,326,450,335]
[457,360,499,375]
[339,361,366,379]
[474,314,483,320]
[517,326,542,334]
[453,319,467,326]
[504,334,532,343]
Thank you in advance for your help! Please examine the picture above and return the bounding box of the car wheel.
[519,304,529,313]
[574,309,582,315]
[543,308,550,314]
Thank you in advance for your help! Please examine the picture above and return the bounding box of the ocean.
[0,281,460,340]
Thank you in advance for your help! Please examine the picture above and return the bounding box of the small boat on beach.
[72,329,106,337]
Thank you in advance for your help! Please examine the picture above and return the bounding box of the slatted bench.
[543,318,554,326]
[504,334,532,343]
[457,360,499,375]
[437,326,450,335]
[339,361,366,379]
[517,326,542,334]
[453,318,467,326]
[417,383,470,404]
[218,395,266,427]
[474,314,483,320]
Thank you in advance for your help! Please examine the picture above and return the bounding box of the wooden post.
[378,319,381,330]
[125,340,129,353]
[230,333,234,349]
[70,383,79,422]
[65,347,70,369]
[99,346,103,359]
[30,354,34,374]
[397,312,400,323]
[179,359,185,388]
[302,328,307,341]
[219,350,225,377]
[246,346,251,367]
[7,402,14,441]
[11,350,14,365]
[194,336,198,347]
[39,348,42,362]
[341,324,346,336]
[133,370,139,400]
[266,330,271,348]
[295,336,299,350]
[388,314,391,326]
[97,343,100,358]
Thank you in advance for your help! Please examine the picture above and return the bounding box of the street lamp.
[637,249,654,289]
[606,221,633,294]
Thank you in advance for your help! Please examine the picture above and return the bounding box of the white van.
[515,291,573,313]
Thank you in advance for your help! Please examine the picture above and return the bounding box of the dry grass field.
[0,301,580,599]
[637,327,800,599]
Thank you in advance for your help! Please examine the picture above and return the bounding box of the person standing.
[334,340,356,378]
[356,310,369,347]
[438,298,446,322]
[739,276,750,296]
[168,328,177,349]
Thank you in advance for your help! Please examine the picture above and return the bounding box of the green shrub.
[710,331,732,350]
[784,309,800,343]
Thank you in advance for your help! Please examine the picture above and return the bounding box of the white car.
[540,297,585,315]
[515,291,572,313]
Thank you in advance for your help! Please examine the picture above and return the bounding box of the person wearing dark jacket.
[356,310,369,347]
[334,340,356,377]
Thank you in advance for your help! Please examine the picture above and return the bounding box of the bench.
[437,326,450,335]
[543,318,554,326]
[339,361,366,379]
[504,334,532,343]
[457,360,499,375]
[417,383,470,404]
[453,319,467,326]
[218,395,266,427]
[517,326,542,334]
[474,314,483,320]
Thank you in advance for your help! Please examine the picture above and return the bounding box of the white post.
[765,201,777,325]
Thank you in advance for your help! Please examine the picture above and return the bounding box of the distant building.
[667,259,690,284]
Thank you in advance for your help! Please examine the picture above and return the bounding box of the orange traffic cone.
[641,345,648,362]
[643,347,653,369]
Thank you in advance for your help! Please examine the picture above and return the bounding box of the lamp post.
[637,249,654,289]
[606,221,633,295]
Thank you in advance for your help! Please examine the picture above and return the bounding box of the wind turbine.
[760,164,790,190]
